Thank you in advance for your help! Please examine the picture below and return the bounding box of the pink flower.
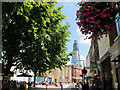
[101,35,103,38]
[93,16,96,18]
[82,31,84,34]
[104,25,110,29]
[85,28,88,30]
[95,9,99,12]
[90,11,94,14]
[85,18,89,22]
[98,25,100,28]
[91,35,94,40]
[87,12,90,15]
[107,14,110,17]
[87,25,89,27]
[91,21,95,23]
[106,7,110,10]
[98,20,101,22]
[85,13,88,17]
[101,14,108,18]
[80,28,83,31]
[103,9,106,12]
[89,17,93,19]
[96,21,99,24]
[90,25,93,27]
[81,19,84,22]
[96,14,99,16]
[91,7,93,10]
[77,3,80,5]
[76,22,81,25]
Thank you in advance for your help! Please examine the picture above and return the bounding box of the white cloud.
[76,27,82,36]
[79,37,91,44]
[80,55,85,60]
[76,27,91,45]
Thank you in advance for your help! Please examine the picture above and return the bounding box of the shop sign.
[91,64,98,69]
[91,62,95,64]
[86,67,90,69]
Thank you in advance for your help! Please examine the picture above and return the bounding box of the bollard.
[61,84,63,90]
[26,83,28,90]
[75,85,77,90]
[46,84,47,90]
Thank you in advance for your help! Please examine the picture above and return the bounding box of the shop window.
[115,13,120,36]
[115,57,119,65]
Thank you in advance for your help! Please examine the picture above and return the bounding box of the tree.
[2,2,72,87]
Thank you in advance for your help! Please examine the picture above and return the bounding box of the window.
[74,73,76,76]
[115,13,120,35]
[80,71,81,73]
[59,76,61,79]
[74,69,76,72]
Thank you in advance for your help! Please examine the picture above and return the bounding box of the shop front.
[101,56,113,89]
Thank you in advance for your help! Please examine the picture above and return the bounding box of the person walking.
[80,81,89,90]
[85,81,89,90]
[80,82,86,90]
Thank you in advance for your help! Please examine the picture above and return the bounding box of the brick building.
[67,64,82,83]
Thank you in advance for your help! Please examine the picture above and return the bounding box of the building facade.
[85,10,120,89]
[46,66,72,83]
[68,64,82,83]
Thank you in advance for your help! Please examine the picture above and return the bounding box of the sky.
[56,2,91,61]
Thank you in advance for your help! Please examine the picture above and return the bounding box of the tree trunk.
[2,59,13,90]
[33,71,37,87]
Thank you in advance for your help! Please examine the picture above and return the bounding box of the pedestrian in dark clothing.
[76,83,80,90]
[80,82,86,90]
[85,81,89,90]
[80,81,89,90]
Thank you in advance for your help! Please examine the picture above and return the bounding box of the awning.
[17,73,32,77]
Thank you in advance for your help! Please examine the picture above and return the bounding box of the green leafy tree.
[2,2,72,87]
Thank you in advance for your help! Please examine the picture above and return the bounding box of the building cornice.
[109,35,120,60]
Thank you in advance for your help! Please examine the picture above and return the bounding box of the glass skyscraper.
[71,40,80,65]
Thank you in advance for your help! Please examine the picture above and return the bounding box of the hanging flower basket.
[76,2,118,40]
